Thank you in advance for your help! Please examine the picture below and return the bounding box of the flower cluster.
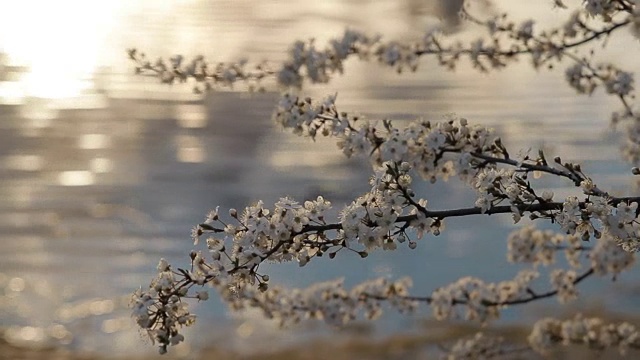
[341,163,416,251]
[430,270,539,323]
[565,61,635,99]
[471,167,550,220]
[127,49,272,93]
[129,1,640,357]
[130,259,196,354]
[507,226,577,267]
[445,333,508,360]
[277,30,381,87]
[238,277,418,328]
[272,92,502,185]
[507,224,636,302]
[549,269,579,303]
[529,314,640,355]
[556,195,640,252]
[583,0,624,19]
[590,235,636,274]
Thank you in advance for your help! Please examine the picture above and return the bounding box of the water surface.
[0,0,639,357]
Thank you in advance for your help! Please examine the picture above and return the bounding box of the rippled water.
[1,0,639,357]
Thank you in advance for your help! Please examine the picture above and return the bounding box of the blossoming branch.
[128,1,640,163]
[131,92,638,356]
[128,0,640,358]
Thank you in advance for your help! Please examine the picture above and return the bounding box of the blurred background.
[0,0,639,359]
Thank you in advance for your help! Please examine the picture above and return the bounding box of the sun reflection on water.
[0,0,124,99]
[57,170,95,186]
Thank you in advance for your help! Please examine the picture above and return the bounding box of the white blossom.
[529,314,640,354]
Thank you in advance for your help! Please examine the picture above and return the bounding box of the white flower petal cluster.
[507,226,573,266]
[565,61,636,104]
[340,162,422,251]
[473,168,522,215]
[430,270,539,323]
[220,276,417,328]
[273,93,501,186]
[445,332,505,360]
[130,259,197,353]
[240,279,356,327]
[277,30,379,87]
[583,0,619,19]
[127,49,272,93]
[563,10,584,38]
[605,70,634,96]
[590,235,636,275]
[549,269,579,303]
[565,63,596,94]
[529,314,640,355]
[557,195,640,250]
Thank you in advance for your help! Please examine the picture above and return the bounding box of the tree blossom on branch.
[128,0,640,162]
[128,0,640,357]
[132,92,638,356]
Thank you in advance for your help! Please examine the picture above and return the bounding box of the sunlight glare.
[0,0,121,99]
[57,170,95,186]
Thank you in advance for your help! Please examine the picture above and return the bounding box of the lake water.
[0,0,639,358]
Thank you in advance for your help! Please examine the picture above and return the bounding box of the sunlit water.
[0,0,639,357]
